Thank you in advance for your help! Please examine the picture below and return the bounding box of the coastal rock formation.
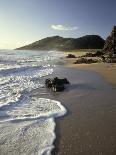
[82,51,103,57]
[66,54,76,58]
[45,77,69,92]
[74,58,98,64]
[103,26,116,57]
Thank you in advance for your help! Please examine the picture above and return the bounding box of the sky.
[0,0,116,49]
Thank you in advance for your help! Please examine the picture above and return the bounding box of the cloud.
[51,25,78,31]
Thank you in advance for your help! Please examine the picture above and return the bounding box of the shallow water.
[0,50,66,155]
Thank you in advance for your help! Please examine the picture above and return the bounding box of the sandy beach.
[51,56,116,155]
[54,67,116,155]
[65,52,116,86]
[29,53,116,155]
[1,50,116,155]
[38,65,116,155]
[0,0,116,154]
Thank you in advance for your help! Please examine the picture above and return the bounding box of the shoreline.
[64,55,116,86]
[48,66,116,155]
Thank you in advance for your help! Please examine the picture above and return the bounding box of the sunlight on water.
[0,50,66,155]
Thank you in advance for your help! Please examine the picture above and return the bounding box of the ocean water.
[0,50,66,155]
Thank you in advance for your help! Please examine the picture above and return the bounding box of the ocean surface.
[0,50,66,155]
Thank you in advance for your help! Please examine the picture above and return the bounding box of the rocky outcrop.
[66,54,76,58]
[103,26,116,57]
[45,77,69,92]
[74,58,98,64]
[82,50,103,57]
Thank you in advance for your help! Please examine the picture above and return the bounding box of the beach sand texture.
[65,52,116,86]
[35,67,116,155]
[55,68,116,155]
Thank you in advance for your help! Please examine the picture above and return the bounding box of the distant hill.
[16,35,105,51]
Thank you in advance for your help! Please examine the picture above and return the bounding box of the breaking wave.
[0,50,66,155]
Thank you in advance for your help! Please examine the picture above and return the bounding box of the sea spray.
[0,50,66,155]
[0,98,67,155]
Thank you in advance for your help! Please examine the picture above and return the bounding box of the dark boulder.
[66,54,76,58]
[52,84,65,92]
[74,58,98,64]
[53,77,69,85]
[82,50,103,58]
[45,78,53,88]
[45,77,69,92]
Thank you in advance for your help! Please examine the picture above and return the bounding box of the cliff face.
[16,35,105,51]
[103,26,116,56]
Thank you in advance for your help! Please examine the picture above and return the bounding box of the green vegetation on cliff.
[16,35,105,51]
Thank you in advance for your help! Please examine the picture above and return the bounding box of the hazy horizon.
[0,0,116,49]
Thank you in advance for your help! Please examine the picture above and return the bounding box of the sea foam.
[0,98,66,155]
[0,50,66,155]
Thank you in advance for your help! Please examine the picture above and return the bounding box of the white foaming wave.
[0,118,56,155]
[0,50,66,155]
[0,50,64,72]
[0,60,47,72]
[0,98,67,155]
[6,98,67,121]
[0,68,53,108]
[48,50,65,57]
[0,63,22,71]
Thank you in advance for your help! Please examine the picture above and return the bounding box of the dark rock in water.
[45,77,69,92]
[103,26,116,62]
[52,84,65,92]
[66,54,76,58]
[53,77,69,85]
[45,78,53,88]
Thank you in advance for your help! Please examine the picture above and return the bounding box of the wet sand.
[65,55,116,86]
[47,67,116,155]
